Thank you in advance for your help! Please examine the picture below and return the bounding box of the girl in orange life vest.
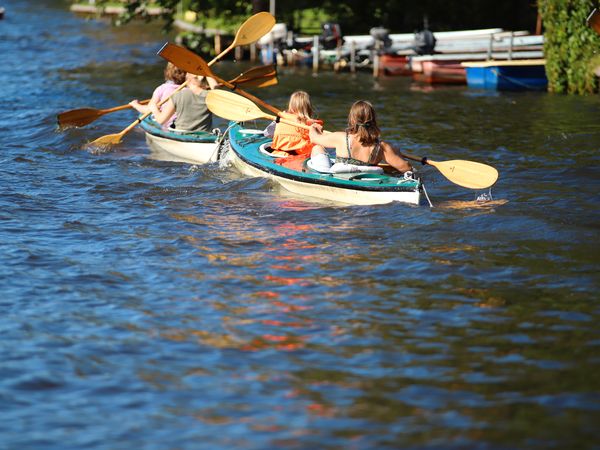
[309,100,413,173]
[264,91,325,164]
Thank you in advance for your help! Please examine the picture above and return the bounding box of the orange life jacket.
[271,112,323,156]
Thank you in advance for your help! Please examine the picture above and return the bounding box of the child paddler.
[263,91,325,170]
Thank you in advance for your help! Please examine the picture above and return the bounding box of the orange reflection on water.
[265,275,310,286]
[241,335,306,352]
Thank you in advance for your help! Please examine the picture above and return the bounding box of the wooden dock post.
[250,43,256,62]
[373,40,381,77]
[350,40,356,73]
[214,32,222,56]
[235,45,242,61]
[508,31,514,60]
[312,35,319,73]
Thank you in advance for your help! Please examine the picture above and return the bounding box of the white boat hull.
[227,145,421,206]
[145,132,220,165]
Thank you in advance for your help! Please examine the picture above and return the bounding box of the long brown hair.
[346,100,381,146]
[164,62,186,85]
[287,91,314,123]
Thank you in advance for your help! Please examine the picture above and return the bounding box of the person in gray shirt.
[147,73,219,132]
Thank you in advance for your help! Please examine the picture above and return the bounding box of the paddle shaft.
[160,43,281,116]
[104,99,150,113]
[60,66,274,128]
[91,12,274,146]
[120,81,189,135]
[121,38,234,135]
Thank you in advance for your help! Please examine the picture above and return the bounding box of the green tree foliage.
[538,0,599,94]
[109,0,539,34]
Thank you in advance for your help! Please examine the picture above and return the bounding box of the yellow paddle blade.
[232,12,275,46]
[206,89,272,122]
[88,132,124,148]
[427,159,499,189]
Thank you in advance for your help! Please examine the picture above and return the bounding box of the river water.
[1,1,599,449]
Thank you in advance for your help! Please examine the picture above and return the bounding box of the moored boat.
[410,50,545,84]
[462,59,547,91]
[140,117,221,164]
[225,123,422,206]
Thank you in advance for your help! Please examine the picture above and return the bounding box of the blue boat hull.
[465,65,548,91]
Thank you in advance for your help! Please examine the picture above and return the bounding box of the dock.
[70,2,164,16]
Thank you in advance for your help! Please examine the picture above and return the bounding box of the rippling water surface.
[1,1,599,449]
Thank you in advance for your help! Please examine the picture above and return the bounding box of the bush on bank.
[539,0,600,94]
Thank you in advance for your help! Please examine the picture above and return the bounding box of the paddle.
[587,9,600,35]
[228,64,278,89]
[88,11,275,148]
[206,89,305,128]
[58,65,276,128]
[206,89,499,190]
[58,99,150,128]
[399,154,498,189]
[158,43,281,115]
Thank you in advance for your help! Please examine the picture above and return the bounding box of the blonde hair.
[187,73,210,89]
[164,62,186,85]
[346,100,381,146]
[287,91,314,123]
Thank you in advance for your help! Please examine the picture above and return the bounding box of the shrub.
[539,0,600,94]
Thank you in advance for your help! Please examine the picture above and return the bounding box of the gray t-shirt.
[171,89,212,132]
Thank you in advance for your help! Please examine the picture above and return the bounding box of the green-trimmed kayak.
[140,117,221,164]
[225,122,422,205]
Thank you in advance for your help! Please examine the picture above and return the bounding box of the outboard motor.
[321,22,342,49]
[412,29,436,55]
[369,27,392,49]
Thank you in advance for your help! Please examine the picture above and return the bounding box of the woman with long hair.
[309,100,412,173]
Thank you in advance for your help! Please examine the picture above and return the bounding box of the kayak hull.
[226,123,422,206]
[141,117,220,164]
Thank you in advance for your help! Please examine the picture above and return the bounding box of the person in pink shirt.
[129,62,186,128]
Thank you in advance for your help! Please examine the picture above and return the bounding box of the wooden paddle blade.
[427,159,499,189]
[206,89,271,122]
[58,99,150,128]
[231,65,278,88]
[58,108,103,128]
[237,73,278,88]
[232,12,275,46]
[157,42,213,77]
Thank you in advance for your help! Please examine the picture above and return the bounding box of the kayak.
[140,117,222,164]
[225,123,422,205]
